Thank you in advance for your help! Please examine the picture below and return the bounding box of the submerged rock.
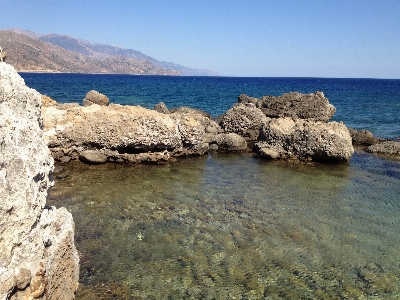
[79,150,108,164]
[255,117,354,162]
[0,62,79,299]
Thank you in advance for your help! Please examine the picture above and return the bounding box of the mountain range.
[0,29,218,76]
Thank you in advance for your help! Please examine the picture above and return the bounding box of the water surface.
[48,152,400,299]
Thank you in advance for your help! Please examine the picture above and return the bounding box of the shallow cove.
[48,152,400,299]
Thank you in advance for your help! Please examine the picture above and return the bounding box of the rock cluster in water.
[220,92,353,162]
[0,62,79,299]
[41,100,247,164]
[40,85,399,164]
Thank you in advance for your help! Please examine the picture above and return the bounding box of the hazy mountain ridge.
[2,29,218,76]
[0,30,180,75]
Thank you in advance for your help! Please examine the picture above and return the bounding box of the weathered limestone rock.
[348,128,380,146]
[82,90,109,106]
[211,133,247,151]
[0,62,79,299]
[366,141,400,156]
[239,91,336,122]
[79,150,108,164]
[42,104,183,151]
[42,102,225,163]
[169,111,209,156]
[219,103,269,140]
[154,102,170,114]
[255,117,354,162]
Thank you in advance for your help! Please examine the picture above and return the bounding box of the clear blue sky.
[1,0,399,78]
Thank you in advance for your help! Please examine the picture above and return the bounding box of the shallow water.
[48,152,400,299]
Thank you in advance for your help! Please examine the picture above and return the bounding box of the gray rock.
[0,63,79,299]
[219,103,269,140]
[154,102,170,114]
[348,128,380,145]
[79,150,108,164]
[240,91,336,122]
[255,117,354,162]
[83,89,109,106]
[258,147,280,159]
[212,133,248,151]
[366,141,400,156]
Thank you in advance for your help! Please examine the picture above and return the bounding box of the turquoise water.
[21,74,400,139]
[48,152,400,299]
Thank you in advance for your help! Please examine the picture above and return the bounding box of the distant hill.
[1,29,218,76]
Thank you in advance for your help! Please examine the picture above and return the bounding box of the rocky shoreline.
[40,87,399,166]
[1,61,399,299]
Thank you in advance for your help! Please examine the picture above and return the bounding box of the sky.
[0,0,399,78]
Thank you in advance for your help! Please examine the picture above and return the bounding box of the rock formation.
[254,117,354,162]
[82,90,109,106]
[219,102,269,140]
[366,141,400,156]
[41,97,249,164]
[348,128,380,146]
[220,91,353,162]
[238,91,336,122]
[0,62,79,299]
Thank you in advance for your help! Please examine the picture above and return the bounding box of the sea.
[22,73,400,299]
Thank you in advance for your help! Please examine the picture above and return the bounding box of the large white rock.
[0,62,79,299]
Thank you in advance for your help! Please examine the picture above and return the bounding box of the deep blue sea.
[21,73,400,139]
[21,73,400,299]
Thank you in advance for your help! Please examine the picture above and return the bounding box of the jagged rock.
[348,128,380,146]
[0,63,79,299]
[154,102,170,114]
[83,89,109,106]
[366,141,400,156]
[239,91,336,122]
[211,133,247,151]
[79,150,108,164]
[255,117,354,162]
[219,103,269,140]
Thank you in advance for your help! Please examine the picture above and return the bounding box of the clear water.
[21,74,400,139]
[22,74,400,298]
[48,152,400,299]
